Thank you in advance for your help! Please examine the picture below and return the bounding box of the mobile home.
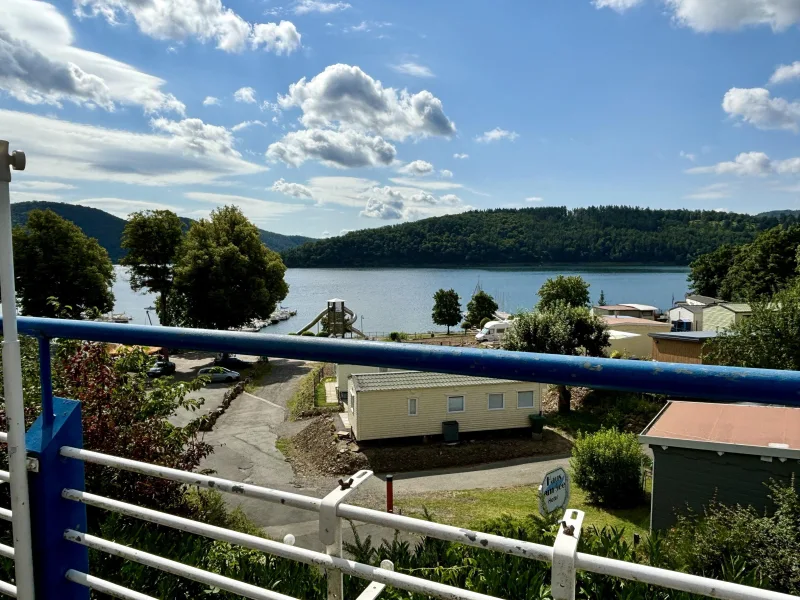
[346,371,544,442]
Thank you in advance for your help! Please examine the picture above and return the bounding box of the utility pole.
[0,140,35,600]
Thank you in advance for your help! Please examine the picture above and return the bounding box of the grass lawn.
[394,484,650,539]
[314,376,336,407]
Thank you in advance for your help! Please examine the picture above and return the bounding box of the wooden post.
[386,475,394,513]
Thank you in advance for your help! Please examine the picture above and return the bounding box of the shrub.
[389,331,406,342]
[317,331,330,337]
[301,331,316,336]
[570,428,647,508]
[479,317,491,329]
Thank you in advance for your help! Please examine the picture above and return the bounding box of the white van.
[476,320,511,343]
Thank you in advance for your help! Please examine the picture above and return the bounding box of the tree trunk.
[446,325,450,334]
[557,385,571,414]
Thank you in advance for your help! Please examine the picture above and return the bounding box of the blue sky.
[2,0,800,238]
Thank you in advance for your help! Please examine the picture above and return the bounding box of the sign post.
[538,467,570,515]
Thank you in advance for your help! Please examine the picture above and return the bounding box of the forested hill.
[282,206,800,268]
[10,201,314,261]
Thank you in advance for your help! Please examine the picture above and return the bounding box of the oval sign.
[539,467,570,515]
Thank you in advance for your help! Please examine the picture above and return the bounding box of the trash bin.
[442,420,459,443]
[529,415,545,440]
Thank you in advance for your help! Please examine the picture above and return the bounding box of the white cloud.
[266,128,396,168]
[231,120,267,131]
[398,160,434,176]
[688,151,800,176]
[345,21,391,33]
[391,62,435,78]
[0,109,263,185]
[251,21,302,55]
[683,183,733,200]
[593,0,644,12]
[261,101,282,114]
[339,228,352,235]
[359,185,471,220]
[361,187,405,219]
[9,191,64,203]
[321,230,331,237]
[679,150,697,162]
[388,177,463,190]
[271,178,313,199]
[525,196,543,202]
[475,127,519,143]
[440,169,453,178]
[183,191,306,226]
[12,180,76,191]
[0,0,185,114]
[307,176,378,207]
[234,86,257,103]
[72,197,179,218]
[203,96,221,106]
[293,0,350,14]
[722,87,800,132]
[74,0,302,54]
[453,153,469,159]
[770,61,800,85]
[664,0,800,32]
[278,64,456,141]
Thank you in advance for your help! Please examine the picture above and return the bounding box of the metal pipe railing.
[5,316,800,405]
[0,580,15,598]
[65,570,156,600]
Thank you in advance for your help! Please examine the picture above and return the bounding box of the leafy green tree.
[172,206,289,331]
[688,244,737,299]
[703,280,800,370]
[597,290,606,306]
[537,275,590,310]
[503,303,609,413]
[465,290,499,326]
[10,209,114,318]
[120,210,185,326]
[432,288,462,334]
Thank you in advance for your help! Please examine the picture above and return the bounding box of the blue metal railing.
[4,316,800,406]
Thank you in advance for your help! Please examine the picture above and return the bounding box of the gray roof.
[719,302,752,313]
[686,294,721,305]
[648,331,718,342]
[671,303,704,314]
[351,370,520,392]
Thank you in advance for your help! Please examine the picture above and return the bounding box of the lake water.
[113,266,691,334]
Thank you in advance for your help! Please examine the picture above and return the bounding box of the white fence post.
[319,471,373,600]
[0,141,35,600]
[551,509,584,600]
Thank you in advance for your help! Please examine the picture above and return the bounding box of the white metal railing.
[56,445,799,600]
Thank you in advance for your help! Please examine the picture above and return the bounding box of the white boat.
[97,313,133,324]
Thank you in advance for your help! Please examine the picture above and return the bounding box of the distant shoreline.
[279,263,692,271]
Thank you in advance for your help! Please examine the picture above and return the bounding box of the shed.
[346,371,544,442]
[600,316,670,357]
[648,331,717,364]
[640,401,800,531]
[592,304,658,320]
[701,303,752,332]
[607,330,648,358]
[667,303,705,332]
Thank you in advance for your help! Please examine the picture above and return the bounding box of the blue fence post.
[26,353,89,600]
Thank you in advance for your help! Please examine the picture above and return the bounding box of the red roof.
[643,401,800,450]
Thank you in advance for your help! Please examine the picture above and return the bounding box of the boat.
[96,313,133,324]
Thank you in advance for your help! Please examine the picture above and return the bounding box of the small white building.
[346,371,544,442]
[668,295,721,331]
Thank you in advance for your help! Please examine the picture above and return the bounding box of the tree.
[465,290,499,326]
[703,280,800,370]
[503,303,609,413]
[10,209,114,318]
[598,290,606,306]
[120,210,185,326]
[172,206,288,331]
[537,275,590,310]
[432,288,462,334]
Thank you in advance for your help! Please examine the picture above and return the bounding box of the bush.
[316,331,330,337]
[389,331,406,342]
[570,428,647,508]
[301,331,316,336]
[479,317,491,329]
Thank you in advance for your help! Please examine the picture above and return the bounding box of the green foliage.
[389,331,406,341]
[10,209,115,318]
[172,205,289,331]
[301,330,316,336]
[703,280,800,370]
[571,428,649,508]
[538,275,591,310]
[316,331,330,337]
[120,210,185,326]
[465,290,499,326]
[597,290,606,306]
[288,364,339,420]
[503,303,609,358]
[479,317,492,329]
[689,225,800,301]
[432,288,462,334]
[281,206,797,267]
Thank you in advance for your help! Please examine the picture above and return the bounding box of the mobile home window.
[488,393,504,410]
[517,391,534,409]
[408,398,418,416]
[447,395,465,413]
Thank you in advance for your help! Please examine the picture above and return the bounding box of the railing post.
[26,396,89,599]
[551,509,584,600]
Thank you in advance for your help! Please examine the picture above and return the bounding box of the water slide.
[296,305,364,337]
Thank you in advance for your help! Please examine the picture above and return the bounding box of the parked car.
[214,354,252,369]
[475,320,510,343]
[198,366,241,383]
[147,360,176,378]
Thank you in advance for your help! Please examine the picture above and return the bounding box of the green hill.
[282,206,800,268]
[10,201,314,262]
